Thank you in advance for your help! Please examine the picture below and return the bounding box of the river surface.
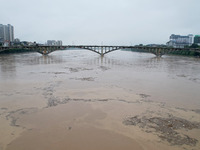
[0,50,200,150]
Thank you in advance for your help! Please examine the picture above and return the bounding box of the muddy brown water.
[0,50,200,150]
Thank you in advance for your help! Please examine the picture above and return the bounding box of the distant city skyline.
[46,40,62,46]
[1,0,200,45]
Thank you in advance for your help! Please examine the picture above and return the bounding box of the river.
[0,50,200,150]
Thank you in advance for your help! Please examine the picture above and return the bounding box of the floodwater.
[0,50,200,150]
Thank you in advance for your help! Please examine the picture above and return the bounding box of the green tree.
[190,44,199,48]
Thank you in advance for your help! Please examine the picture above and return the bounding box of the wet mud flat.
[124,115,200,146]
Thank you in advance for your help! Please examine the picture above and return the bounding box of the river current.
[0,50,200,150]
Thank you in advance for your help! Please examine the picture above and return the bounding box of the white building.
[47,40,62,46]
[57,40,62,46]
[0,24,6,42]
[166,34,193,48]
[0,24,14,42]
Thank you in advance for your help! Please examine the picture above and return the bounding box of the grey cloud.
[1,0,200,45]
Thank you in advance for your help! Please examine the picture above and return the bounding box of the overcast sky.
[1,0,200,45]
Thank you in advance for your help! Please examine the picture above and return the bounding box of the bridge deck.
[0,45,200,57]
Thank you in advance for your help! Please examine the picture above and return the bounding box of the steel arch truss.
[76,46,123,56]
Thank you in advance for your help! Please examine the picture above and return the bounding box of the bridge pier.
[37,47,53,55]
[101,47,104,56]
[43,50,49,55]
[153,48,163,57]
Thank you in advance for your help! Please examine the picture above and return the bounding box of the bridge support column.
[155,48,162,57]
[43,50,48,55]
[37,48,49,55]
[101,47,104,56]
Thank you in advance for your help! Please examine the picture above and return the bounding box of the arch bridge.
[0,45,200,57]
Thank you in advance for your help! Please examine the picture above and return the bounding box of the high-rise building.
[0,24,5,42]
[0,24,14,42]
[166,34,193,48]
[47,40,62,46]
[47,40,56,46]
[7,24,14,42]
[57,40,62,46]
